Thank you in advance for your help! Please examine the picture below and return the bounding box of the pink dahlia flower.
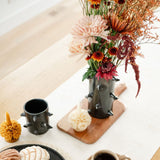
[71,15,108,46]
[96,62,118,80]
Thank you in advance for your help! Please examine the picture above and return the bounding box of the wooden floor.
[0,0,86,123]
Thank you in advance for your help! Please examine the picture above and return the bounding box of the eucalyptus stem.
[116,59,120,66]
[99,0,104,15]
[93,61,99,70]
[119,4,126,16]
[116,59,122,66]
[112,56,116,63]
[79,0,85,15]
[105,0,109,15]
[85,0,89,16]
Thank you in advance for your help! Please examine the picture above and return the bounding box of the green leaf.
[82,68,97,81]
[96,37,102,43]
[82,72,89,81]
[90,44,95,52]
[108,42,114,48]
[94,44,98,50]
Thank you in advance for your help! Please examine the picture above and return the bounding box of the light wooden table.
[0,35,86,123]
[0,0,86,123]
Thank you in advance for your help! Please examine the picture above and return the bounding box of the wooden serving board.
[57,84,126,144]
[57,100,125,144]
[57,99,125,144]
[151,147,160,160]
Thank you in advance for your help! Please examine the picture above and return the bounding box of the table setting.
[0,60,160,159]
[0,0,160,160]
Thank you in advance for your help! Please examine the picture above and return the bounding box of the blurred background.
[0,0,62,35]
[0,0,86,122]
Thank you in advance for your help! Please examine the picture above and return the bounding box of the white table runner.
[0,35,160,160]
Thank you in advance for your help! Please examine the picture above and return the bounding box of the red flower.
[103,57,112,63]
[108,47,118,56]
[114,0,125,4]
[92,51,104,62]
[96,62,118,80]
[104,0,110,5]
[91,4,100,9]
[118,0,125,4]
[85,55,92,60]
[101,39,106,43]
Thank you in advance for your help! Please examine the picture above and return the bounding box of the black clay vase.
[87,77,118,119]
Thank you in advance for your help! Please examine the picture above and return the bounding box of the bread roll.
[20,146,50,160]
[0,149,21,160]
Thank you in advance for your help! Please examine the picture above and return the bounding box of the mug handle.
[117,154,131,160]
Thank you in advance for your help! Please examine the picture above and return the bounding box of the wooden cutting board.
[151,147,160,160]
[57,84,126,144]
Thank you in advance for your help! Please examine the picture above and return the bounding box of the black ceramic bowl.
[1,144,65,160]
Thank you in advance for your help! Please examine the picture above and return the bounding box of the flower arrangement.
[70,0,160,96]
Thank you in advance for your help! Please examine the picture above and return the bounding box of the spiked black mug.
[21,99,53,135]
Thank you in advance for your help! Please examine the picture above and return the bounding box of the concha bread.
[20,146,50,160]
[0,149,21,160]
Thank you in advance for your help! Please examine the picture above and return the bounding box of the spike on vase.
[47,125,53,129]
[107,110,113,116]
[87,93,93,98]
[96,104,101,109]
[20,112,25,117]
[24,123,32,128]
[48,112,53,116]
[113,76,120,81]
[110,92,118,100]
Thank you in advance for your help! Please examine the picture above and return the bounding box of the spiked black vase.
[87,77,118,119]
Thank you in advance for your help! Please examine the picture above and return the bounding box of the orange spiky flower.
[115,0,160,40]
[107,13,139,39]
[108,13,127,32]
